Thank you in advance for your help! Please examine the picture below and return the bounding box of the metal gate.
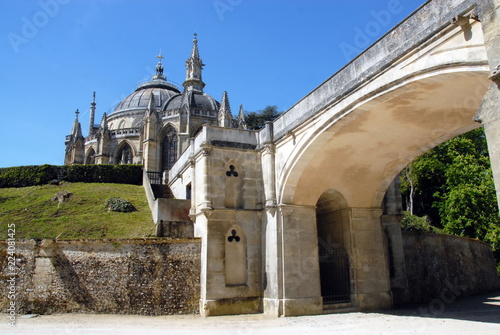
[318,244,351,304]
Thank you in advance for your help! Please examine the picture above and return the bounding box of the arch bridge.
[255,0,500,316]
[167,0,500,316]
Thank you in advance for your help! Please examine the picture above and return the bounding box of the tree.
[401,128,500,262]
[400,143,447,226]
[245,105,281,130]
[401,165,416,215]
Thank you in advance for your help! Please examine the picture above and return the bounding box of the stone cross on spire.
[153,51,166,80]
[183,33,206,91]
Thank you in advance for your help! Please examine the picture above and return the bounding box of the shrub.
[106,197,136,213]
[400,211,443,233]
[0,164,143,188]
[0,165,61,188]
[64,164,143,184]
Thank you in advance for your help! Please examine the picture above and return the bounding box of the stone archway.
[316,190,352,307]
[85,148,96,164]
[272,68,490,316]
[116,142,133,164]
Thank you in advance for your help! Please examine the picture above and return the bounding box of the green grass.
[0,183,156,239]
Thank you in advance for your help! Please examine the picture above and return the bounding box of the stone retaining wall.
[0,238,200,315]
[400,231,500,305]
[2,232,498,315]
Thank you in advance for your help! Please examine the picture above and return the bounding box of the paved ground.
[1,290,499,335]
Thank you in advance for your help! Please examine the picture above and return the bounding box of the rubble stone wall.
[0,238,200,315]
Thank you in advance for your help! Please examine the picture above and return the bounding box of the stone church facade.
[65,34,247,169]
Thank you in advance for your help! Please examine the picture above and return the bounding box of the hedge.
[0,164,143,188]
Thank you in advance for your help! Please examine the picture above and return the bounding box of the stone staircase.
[143,171,193,238]
[151,184,174,199]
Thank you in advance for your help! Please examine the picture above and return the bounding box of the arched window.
[117,143,133,164]
[161,127,178,171]
[85,148,96,164]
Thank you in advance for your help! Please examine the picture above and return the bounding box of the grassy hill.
[0,183,156,239]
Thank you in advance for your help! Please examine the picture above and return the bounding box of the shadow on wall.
[0,238,201,315]
[394,231,500,315]
[51,246,95,310]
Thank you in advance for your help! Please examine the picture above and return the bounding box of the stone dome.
[113,79,181,114]
[163,90,219,112]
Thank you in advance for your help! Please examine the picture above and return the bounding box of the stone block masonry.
[398,231,500,305]
[0,238,201,315]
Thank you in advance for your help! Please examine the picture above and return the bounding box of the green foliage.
[106,197,136,213]
[400,211,442,233]
[0,165,61,188]
[64,164,142,184]
[0,164,143,188]
[401,128,500,261]
[0,183,155,239]
[401,128,491,226]
[245,105,281,130]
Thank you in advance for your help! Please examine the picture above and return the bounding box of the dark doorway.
[316,189,352,306]
[318,242,351,304]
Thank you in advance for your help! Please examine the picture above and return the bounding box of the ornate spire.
[218,91,233,128]
[65,109,85,165]
[190,33,200,59]
[148,92,155,110]
[100,112,108,131]
[183,33,205,91]
[237,105,247,130]
[153,51,166,80]
[88,92,96,136]
[71,109,83,138]
[146,92,157,116]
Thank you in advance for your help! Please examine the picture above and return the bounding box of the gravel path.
[2,290,499,335]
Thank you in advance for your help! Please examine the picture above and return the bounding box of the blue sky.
[1,0,425,168]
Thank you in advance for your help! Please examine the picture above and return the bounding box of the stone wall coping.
[0,237,201,246]
[401,230,492,247]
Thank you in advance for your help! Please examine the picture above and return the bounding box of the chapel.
[64,34,247,172]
